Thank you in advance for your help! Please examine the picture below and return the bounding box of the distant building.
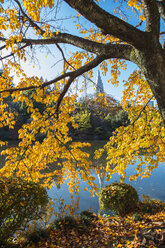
[82,70,118,102]
[95,70,104,95]
[82,70,105,99]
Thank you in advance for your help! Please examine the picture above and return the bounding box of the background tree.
[0,0,165,188]
[71,95,128,140]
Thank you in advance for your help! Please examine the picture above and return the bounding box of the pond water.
[48,141,165,214]
[1,141,165,215]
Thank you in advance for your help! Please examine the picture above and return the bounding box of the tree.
[73,109,91,131]
[0,0,165,189]
[71,95,122,139]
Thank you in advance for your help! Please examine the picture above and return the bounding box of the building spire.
[96,70,104,94]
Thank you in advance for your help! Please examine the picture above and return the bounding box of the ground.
[15,204,165,248]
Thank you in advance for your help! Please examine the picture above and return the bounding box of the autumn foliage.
[0,0,165,246]
[0,177,48,243]
[23,208,165,248]
[0,0,164,193]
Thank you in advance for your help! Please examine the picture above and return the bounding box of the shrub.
[0,177,49,244]
[79,211,95,225]
[99,182,139,216]
[140,195,165,214]
[50,216,77,230]
[132,213,143,222]
[26,228,49,244]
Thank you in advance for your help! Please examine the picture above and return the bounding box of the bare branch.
[135,20,143,28]
[132,96,154,125]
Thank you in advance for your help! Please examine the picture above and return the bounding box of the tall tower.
[96,70,104,95]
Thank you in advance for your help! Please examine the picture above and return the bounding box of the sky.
[1,0,140,101]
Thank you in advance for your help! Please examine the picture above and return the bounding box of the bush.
[99,182,139,216]
[50,216,77,230]
[0,177,49,244]
[79,211,95,226]
[140,195,165,214]
[26,228,49,244]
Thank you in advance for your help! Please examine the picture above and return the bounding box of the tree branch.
[0,44,28,61]
[0,54,108,115]
[141,0,160,37]
[0,54,105,94]
[0,33,134,63]
[55,55,106,117]
[157,1,165,22]
[13,0,43,34]
[64,0,148,49]
[0,45,6,51]
[0,33,117,56]
[132,96,154,125]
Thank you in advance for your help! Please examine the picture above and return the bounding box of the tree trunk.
[133,41,165,122]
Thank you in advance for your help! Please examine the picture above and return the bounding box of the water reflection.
[49,156,165,215]
[97,173,105,189]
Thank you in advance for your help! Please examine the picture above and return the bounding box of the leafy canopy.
[0,0,164,191]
